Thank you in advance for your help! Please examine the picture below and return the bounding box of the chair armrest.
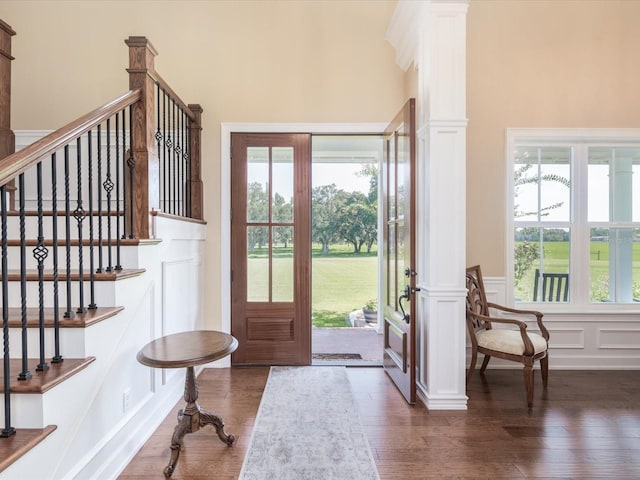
[468,310,536,356]
[487,302,549,341]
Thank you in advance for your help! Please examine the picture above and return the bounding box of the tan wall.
[467,0,640,276]
[404,65,418,102]
[1,0,404,328]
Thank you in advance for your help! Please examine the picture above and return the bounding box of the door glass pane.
[272,226,293,302]
[272,147,294,223]
[247,226,269,301]
[397,220,405,303]
[388,137,396,220]
[247,147,269,222]
[397,129,405,219]
[388,222,397,310]
[514,146,571,222]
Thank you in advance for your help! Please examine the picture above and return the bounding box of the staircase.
[0,25,207,479]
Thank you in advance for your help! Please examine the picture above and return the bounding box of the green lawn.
[515,241,640,301]
[247,243,378,327]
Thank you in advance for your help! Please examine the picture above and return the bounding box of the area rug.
[238,366,380,480]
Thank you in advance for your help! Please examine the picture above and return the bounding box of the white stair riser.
[7,326,87,359]
[6,281,117,309]
[0,394,44,429]
[6,244,139,270]
[5,214,127,240]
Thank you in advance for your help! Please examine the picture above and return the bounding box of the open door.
[230,133,311,365]
[382,99,417,404]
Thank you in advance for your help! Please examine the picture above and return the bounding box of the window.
[507,129,640,306]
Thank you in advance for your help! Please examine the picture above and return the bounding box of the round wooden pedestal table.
[136,330,238,477]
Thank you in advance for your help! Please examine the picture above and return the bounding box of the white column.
[387,0,469,409]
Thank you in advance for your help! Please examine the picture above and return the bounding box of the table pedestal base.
[164,366,235,478]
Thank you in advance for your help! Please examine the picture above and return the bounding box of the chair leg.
[467,349,478,383]
[541,354,549,388]
[480,354,491,372]
[523,365,534,408]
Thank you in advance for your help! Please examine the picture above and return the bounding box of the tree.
[311,184,345,255]
[247,182,268,253]
[358,164,378,204]
[337,192,377,253]
[272,193,293,248]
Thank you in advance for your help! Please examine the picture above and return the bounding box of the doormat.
[312,353,363,360]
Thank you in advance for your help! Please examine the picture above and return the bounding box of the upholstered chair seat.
[476,329,547,356]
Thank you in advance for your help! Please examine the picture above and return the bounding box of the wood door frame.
[219,123,386,363]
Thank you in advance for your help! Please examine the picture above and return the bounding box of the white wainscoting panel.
[598,329,640,349]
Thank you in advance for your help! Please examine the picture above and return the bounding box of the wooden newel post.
[188,104,203,220]
[0,20,16,208]
[125,36,159,239]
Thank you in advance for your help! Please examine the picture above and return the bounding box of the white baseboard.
[417,383,468,410]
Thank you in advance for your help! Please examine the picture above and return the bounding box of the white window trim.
[505,128,640,314]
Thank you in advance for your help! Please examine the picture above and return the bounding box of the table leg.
[163,366,235,477]
[199,409,235,445]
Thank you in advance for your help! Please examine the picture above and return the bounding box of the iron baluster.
[87,130,96,309]
[175,105,180,215]
[63,145,74,319]
[121,109,128,240]
[96,124,104,273]
[115,111,122,271]
[172,99,177,215]
[18,174,31,379]
[186,117,191,217]
[1,185,16,438]
[155,83,161,214]
[51,153,62,363]
[178,109,184,216]
[74,138,87,314]
[114,113,121,270]
[104,118,114,272]
[34,165,49,371]
[163,88,168,213]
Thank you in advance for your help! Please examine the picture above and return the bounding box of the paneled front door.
[230,133,311,365]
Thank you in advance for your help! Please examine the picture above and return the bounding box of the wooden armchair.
[465,265,550,407]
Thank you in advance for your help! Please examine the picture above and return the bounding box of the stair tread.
[3,306,124,328]
[0,425,57,474]
[0,357,96,394]
[1,268,145,281]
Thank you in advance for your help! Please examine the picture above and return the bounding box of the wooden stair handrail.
[0,89,142,187]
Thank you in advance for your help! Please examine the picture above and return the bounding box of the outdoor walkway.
[312,327,383,365]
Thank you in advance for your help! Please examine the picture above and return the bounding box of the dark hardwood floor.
[119,367,640,479]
